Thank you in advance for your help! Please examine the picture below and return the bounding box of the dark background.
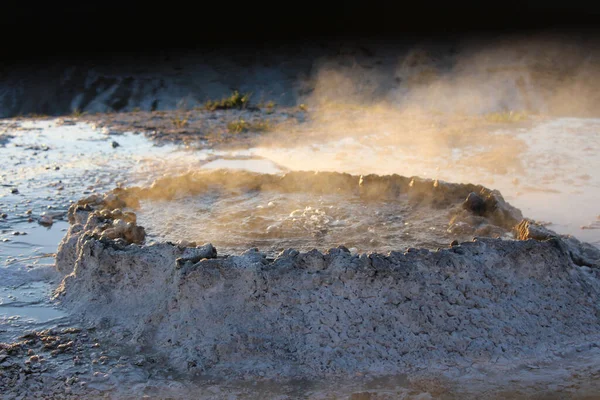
[2,1,599,62]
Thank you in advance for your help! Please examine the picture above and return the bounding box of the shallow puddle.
[0,280,67,342]
[0,119,207,340]
[0,305,66,324]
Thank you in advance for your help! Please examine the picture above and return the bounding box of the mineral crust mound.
[54,170,600,379]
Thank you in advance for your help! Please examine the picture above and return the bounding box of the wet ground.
[1,111,600,398]
[0,118,198,344]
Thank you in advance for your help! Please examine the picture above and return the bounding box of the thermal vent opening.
[111,168,523,256]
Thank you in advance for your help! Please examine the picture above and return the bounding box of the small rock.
[25,210,32,215]
[0,213,7,219]
[450,240,459,247]
[39,215,53,227]
[10,188,19,194]
[176,240,197,248]
[462,192,486,215]
[133,356,145,366]
[92,372,109,382]
[112,141,120,148]
[57,341,74,352]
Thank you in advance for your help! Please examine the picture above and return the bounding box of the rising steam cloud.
[253,33,600,185]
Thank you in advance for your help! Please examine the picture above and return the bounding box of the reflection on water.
[0,280,67,342]
[0,305,66,323]
[0,119,209,339]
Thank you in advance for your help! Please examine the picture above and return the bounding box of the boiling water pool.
[138,188,505,256]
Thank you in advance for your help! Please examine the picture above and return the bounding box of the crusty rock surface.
[56,192,146,274]
[54,179,600,380]
[51,171,600,380]
[516,218,600,268]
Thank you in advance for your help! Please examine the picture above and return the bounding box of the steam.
[125,33,600,245]
[253,33,600,186]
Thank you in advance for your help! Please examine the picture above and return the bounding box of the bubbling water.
[133,170,519,256]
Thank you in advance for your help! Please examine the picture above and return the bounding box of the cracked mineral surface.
[51,170,600,389]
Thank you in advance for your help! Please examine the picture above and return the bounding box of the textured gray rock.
[53,172,600,380]
[516,219,600,267]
